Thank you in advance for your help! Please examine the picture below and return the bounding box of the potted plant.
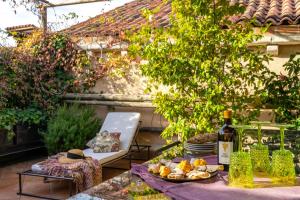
[0,108,17,146]
[0,107,45,146]
[14,107,45,145]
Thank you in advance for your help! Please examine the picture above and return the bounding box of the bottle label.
[218,141,233,165]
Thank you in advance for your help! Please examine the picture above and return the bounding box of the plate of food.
[183,133,217,154]
[148,158,223,182]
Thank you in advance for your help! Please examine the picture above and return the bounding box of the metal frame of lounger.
[16,121,151,200]
[102,121,151,170]
[17,170,74,200]
[154,141,181,156]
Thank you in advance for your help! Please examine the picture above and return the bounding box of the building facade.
[62,0,300,127]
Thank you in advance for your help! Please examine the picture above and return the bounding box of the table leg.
[18,173,22,195]
[69,181,73,196]
[129,154,132,169]
[147,146,150,160]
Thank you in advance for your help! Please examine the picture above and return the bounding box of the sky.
[0,0,134,46]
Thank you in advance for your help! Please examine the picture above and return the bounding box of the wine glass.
[269,124,296,184]
[249,121,271,175]
[228,125,254,188]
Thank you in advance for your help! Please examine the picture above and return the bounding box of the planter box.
[0,129,7,145]
[0,129,14,154]
[0,125,43,161]
[0,141,46,164]
[0,129,14,146]
[14,124,40,145]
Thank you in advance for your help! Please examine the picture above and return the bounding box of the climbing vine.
[0,32,100,135]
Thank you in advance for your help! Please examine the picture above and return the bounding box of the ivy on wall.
[0,32,99,134]
[1,32,99,110]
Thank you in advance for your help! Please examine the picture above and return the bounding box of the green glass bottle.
[218,110,237,171]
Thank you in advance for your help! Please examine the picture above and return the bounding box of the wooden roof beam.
[45,0,109,8]
[37,0,55,6]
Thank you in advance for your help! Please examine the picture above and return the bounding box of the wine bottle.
[218,110,236,171]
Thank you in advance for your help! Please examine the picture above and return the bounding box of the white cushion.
[31,162,45,173]
[99,112,141,152]
[83,149,127,164]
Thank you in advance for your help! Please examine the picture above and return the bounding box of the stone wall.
[91,44,300,94]
[267,44,300,74]
[88,44,300,126]
[91,65,148,95]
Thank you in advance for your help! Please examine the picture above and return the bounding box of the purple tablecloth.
[131,156,300,200]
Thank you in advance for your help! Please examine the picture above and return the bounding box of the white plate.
[184,143,216,147]
[185,149,214,153]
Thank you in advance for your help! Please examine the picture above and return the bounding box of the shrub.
[44,104,101,154]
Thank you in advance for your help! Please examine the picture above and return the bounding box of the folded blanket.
[38,153,101,192]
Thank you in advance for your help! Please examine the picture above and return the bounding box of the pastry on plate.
[165,162,178,170]
[196,165,207,172]
[177,160,192,173]
[186,170,198,177]
[148,163,161,174]
[192,158,207,171]
[173,167,185,175]
[193,159,207,167]
[167,173,184,179]
[206,165,223,173]
[159,166,171,177]
[186,171,211,179]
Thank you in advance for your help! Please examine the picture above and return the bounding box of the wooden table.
[69,160,300,200]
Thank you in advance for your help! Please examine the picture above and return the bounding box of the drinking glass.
[228,125,254,188]
[269,124,296,184]
[250,121,271,175]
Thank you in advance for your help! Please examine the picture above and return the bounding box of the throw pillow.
[87,130,121,153]
[86,130,110,148]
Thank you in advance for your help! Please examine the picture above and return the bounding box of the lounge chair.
[83,112,142,167]
[18,112,148,200]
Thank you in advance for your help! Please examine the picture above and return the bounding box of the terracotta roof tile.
[65,0,300,37]
[65,0,169,37]
[233,0,300,26]
[6,24,38,31]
